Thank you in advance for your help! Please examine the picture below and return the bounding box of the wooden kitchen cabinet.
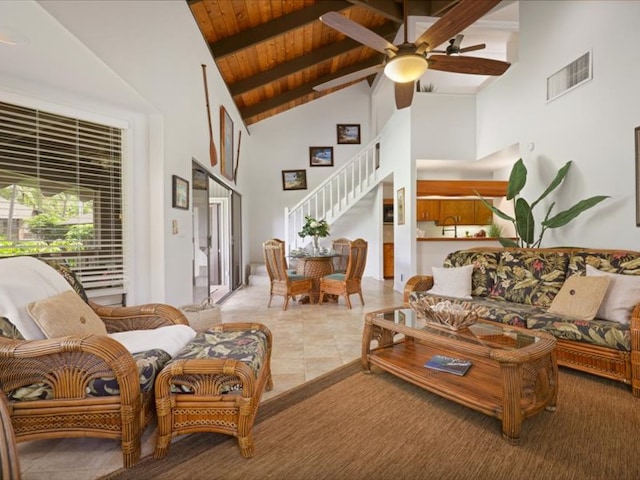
[436,199,494,226]
[438,200,476,225]
[474,199,494,225]
[383,243,394,279]
[416,199,440,222]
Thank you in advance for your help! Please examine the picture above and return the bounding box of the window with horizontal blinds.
[0,100,126,299]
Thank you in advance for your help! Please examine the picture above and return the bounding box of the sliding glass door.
[192,161,241,303]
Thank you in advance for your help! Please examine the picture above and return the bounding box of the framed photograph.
[220,106,234,181]
[309,146,333,167]
[397,187,405,225]
[636,127,640,226]
[282,169,307,191]
[172,175,189,209]
[337,124,361,144]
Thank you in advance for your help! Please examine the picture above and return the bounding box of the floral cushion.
[443,250,500,297]
[39,258,89,303]
[409,292,545,329]
[170,328,269,394]
[527,313,630,351]
[408,292,630,350]
[490,250,569,307]
[567,250,640,277]
[7,348,171,401]
[0,316,24,340]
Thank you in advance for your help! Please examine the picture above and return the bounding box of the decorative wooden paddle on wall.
[233,130,241,183]
[201,64,217,167]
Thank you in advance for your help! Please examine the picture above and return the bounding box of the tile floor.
[16,277,403,479]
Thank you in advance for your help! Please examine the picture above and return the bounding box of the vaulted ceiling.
[187,0,463,126]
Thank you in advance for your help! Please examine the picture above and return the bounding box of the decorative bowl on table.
[409,296,478,331]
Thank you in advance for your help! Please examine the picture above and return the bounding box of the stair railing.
[284,136,382,250]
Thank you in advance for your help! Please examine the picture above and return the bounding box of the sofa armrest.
[0,334,141,402]
[403,275,434,304]
[631,304,640,397]
[90,301,189,333]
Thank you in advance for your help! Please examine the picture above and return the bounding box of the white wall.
[477,0,640,250]
[411,93,476,161]
[243,83,372,263]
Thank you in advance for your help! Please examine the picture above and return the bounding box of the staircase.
[248,136,387,286]
[284,136,383,250]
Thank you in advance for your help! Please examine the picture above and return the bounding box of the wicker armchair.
[0,390,20,480]
[319,238,368,309]
[263,239,313,310]
[0,257,189,469]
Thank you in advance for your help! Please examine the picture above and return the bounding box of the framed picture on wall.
[397,187,405,225]
[337,124,361,144]
[282,169,307,190]
[309,146,334,167]
[172,175,189,209]
[220,106,234,180]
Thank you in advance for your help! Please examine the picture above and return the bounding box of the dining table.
[289,252,339,304]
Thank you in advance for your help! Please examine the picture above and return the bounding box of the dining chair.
[331,237,351,273]
[263,239,313,310]
[319,238,368,309]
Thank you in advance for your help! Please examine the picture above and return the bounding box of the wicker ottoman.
[153,322,273,459]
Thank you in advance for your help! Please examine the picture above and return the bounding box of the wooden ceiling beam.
[210,0,352,60]
[239,57,383,121]
[346,0,459,21]
[345,0,403,23]
[229,23,398,97]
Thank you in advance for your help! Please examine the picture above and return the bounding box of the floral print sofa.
[404,247,640,397]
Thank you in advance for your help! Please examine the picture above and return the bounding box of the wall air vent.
[546,51,592,102]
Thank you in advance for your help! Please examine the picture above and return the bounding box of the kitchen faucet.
[441,215,458,238]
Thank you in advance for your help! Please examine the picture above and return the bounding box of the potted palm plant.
[478,158,609,248]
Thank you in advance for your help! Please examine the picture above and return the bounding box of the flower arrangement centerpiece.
[298,215,330,252]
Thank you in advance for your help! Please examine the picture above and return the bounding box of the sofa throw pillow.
[547,275,611,320]
[26,290,107,338]
[427,265,473,299]
[0,256,75,340]
[586,265,640,325]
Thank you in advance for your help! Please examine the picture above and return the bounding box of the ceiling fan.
[314,0,511,109]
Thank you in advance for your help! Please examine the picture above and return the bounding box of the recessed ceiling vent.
[546,52,592,102]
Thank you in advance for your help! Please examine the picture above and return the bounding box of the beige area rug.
[103,361,640,480]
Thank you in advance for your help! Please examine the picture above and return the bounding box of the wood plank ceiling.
[188,0,458,126]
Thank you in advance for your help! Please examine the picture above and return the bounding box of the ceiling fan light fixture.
[383,53,428,83]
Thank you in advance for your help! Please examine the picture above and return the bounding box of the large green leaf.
[506,158,527,200]
[530,161,571,210]
[542,196,610,228]
[499,237,520,248]
[474,194,514,222]
[514,198,534,245]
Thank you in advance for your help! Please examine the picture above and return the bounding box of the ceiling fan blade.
[451,34,464,49]
[459,43,486,53]
[394,82,415,109]
[427,55,510,76]
[320,12,398,55]
[313,64,383,91]
[414,0,501,54]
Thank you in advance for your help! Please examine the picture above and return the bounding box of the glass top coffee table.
[362,306,558,444]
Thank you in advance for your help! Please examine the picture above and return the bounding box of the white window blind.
[547,52,592,102]
[0,100,126,299]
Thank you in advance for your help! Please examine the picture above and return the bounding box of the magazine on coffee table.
[424,354,472,376]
